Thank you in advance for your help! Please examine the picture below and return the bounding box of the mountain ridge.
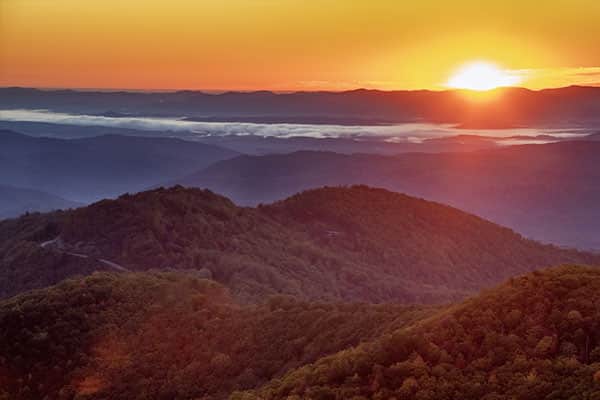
[175,141,600,250]
[3,85,600,127]
[0,184,81,219]
[3,265,600,399]
[2,185,598,302]
[0,129,238,204]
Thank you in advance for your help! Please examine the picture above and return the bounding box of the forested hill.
[176,141,600,250]
[2,185,598,303]
[0,271,435,400]
[239,265,600,400]
[4,266,600,399]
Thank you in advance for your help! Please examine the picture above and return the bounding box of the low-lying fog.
[0,108,590,144]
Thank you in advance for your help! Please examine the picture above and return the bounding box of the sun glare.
[446,61,522,91]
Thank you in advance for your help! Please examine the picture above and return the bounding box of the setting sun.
[446,61,522,91]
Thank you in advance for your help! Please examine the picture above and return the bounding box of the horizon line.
[2,84,600,95]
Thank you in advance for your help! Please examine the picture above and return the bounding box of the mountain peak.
[3,185,598,303]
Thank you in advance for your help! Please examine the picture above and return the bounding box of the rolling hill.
[0,129,238,203]
[3,266,600,399]
[0,271,435,400]
[1,185,598,302]
[176,141,600,250]
[239,265,600,400]
[0,185,80,220]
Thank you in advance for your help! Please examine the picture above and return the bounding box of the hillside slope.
[1,185,598,302]
[0,184,81,219]
[177,141,600,249]
[0,272,434,400]
[4,266,600,399]
[240,265,600,400]
[0,129,237,202]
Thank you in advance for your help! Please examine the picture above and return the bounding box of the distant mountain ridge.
[176,141,600,250]
[1,185,598,301]
[2,85,600,128]
[0,129,238,203]
[0,185,80,219]
[0,120,517,156]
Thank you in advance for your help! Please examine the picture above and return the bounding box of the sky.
[1,0,600,91]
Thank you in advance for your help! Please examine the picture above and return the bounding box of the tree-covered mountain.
[3,266,600,399]
[239,265,600,400]
[1,185,598,302]
[176,141,600,250]
[0,271,435,400]
[0,185,80,220]
[0,130,237,203]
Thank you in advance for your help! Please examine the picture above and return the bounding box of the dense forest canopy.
[1,185,598,303]
[1,187,599,399]
[0,271,435,400]
[3,266,600,399]
[237,266,600,400]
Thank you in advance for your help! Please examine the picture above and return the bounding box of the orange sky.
[1,0,600,91]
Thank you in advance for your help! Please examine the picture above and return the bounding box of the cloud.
[0,109,458,140]
[513,67,600,89]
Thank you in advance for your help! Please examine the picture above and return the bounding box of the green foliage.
[0,271,434,400]
[2,186,598,303]
[4,265,600,399]
[241,265,600,400]
[0,212,102,298]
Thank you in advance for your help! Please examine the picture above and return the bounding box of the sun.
[446,61,522,91]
